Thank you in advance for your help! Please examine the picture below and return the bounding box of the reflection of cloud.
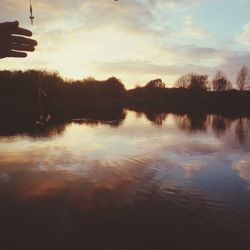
[233,160,250,184]
[0,148,162,196]
[159,138,221,158]
[0,141,212,209]
[0,141,209,211]
[0,112,250,211]
[181,160,208,179]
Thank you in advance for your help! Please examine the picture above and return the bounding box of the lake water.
[0,110,250,249]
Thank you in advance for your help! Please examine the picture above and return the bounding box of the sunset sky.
[0,0,250,88]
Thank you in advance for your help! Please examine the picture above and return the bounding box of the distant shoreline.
[1,70,250,120]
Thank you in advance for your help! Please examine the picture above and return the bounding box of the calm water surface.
[0,111,250,249]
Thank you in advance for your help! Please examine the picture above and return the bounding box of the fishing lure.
[29,0,34,25]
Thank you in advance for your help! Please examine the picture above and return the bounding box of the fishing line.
[29,0,49,125]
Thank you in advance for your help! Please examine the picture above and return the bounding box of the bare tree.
[175,73,208,91]
[236,66,250,91]
[175,74,191,88]
[212,70,232,91]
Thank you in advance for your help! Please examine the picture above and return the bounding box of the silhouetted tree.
[212,70,232,91]
[189,74,208,91]
[236,66,250,91]
[82,77,96,84]
[175,73,208,91]
[175,74,191,88]
[3,69,250,118]
[0,70,128,101]
[104,77,126,98]
[135,84,142,89]
[146,78,165,88]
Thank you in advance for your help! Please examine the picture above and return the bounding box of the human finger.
[12,27,33,37]
[6,50,27,58]
[0,21,19,33]
[11,44,35,52]
[11,35,38,46]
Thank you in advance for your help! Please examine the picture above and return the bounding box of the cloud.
[93,44,250,81]
[181,16,208,40]
[233,159,250,184]
[94,60,215,77]
[1,0,250,87]
[237,23,250,46]
[1,0,205,35]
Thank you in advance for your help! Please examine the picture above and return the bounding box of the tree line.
[174,66,250,92]
[0,66,250,118]
[132,66,249,92]
[0,66,249,98]
[0,70,126,101]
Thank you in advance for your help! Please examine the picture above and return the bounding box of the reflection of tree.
[0,109,127,138]
[235,118,248,145]
[144,112,168,126]
[135,112,143,119]
[0,116,67,139]
[211,115,232,136]
[174,114,191,131]
[29,123,66,139]
[72,108,127,128]
[73,118,125,128]
[174,113,207,132]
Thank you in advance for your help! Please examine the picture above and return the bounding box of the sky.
[0,0,250,88]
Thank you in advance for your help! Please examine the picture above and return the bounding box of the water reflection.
[0,110,250,248]
[233,159,250,185]
[211,115,232,136]
[1,110,250,146]
[235,118,249,145]
[144,111,169,126]
[0,108,127,138]
[147,112,249,145]
[174,113,208,132]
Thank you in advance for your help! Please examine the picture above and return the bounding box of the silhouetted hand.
[0,21,37,59]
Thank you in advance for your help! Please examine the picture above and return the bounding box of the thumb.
[0,21,19,33]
